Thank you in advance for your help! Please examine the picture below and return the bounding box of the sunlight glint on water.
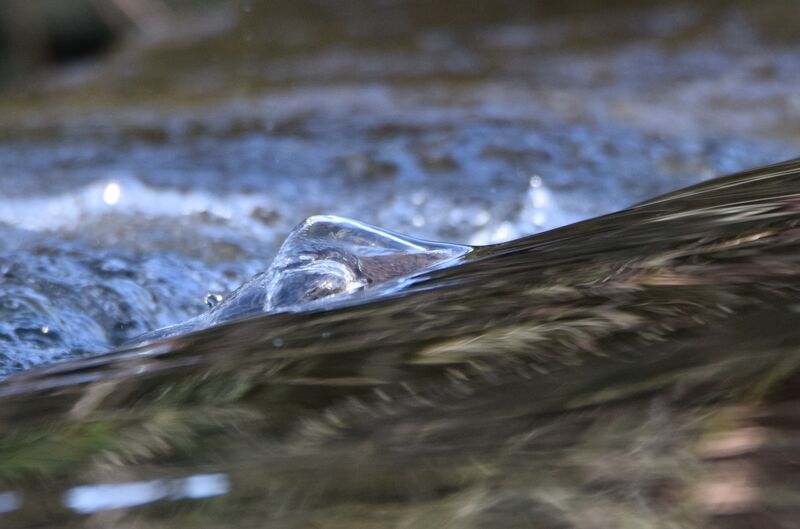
[64,474,231,514]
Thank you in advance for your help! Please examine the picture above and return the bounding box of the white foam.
[0,174,278,238]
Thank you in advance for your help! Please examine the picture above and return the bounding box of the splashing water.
[133,215,470,343]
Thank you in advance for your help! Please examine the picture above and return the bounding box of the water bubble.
[272,337,284,347]
[267,260,364,309]
[199,216,470,329]
[261,215,469,312]
[204,293,223,308]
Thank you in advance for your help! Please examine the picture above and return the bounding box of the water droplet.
[272,337,284,347]
[204,293,223,308]
[40,325,49,334]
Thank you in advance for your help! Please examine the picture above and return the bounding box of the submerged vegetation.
[1,159,800,527]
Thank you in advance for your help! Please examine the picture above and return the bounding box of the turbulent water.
[131,214,472,343]
[2,0,799,373]
[1,158,800,528]
[0,2,800,524]
[2,133,791,375]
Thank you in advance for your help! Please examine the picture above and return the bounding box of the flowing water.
[1,0,798,375]
[2,158,800,528]
[1,1,800,527]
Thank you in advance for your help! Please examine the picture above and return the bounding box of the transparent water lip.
[129,215,471,345]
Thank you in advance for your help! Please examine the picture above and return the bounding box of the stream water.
[0,1,799,526]
[1,1,798,376]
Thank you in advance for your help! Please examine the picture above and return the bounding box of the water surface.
[2,1,798,374]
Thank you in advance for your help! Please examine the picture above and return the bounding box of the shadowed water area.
[1,0,800,527]
[2,159,800,528]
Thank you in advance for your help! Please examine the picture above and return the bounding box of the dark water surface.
[1,159,800,528]
[0,1,799,527]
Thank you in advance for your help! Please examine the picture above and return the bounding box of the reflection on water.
[1,159,800,527]
[64,473,230,514]
[1,1,800,527]
[102,182,121,206]
[0,491,21,514]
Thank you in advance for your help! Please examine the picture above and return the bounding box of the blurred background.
[0,0,798,372]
